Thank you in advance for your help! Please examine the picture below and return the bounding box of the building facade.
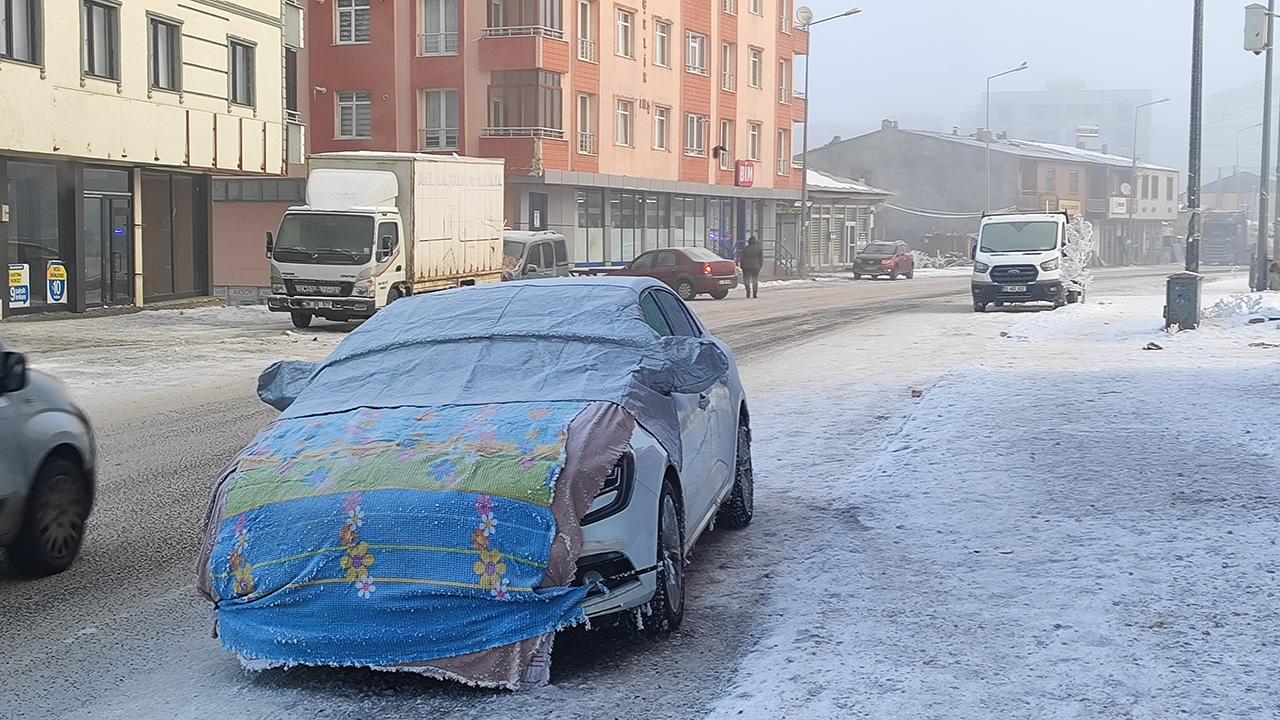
[807,122,1179,266]
[305,0,804,269]
[984,78,1153,160]
[0,0,299,318]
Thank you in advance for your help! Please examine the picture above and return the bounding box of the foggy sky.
[803,0,1268,171]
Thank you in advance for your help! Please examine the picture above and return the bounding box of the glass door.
[83,195,133,307]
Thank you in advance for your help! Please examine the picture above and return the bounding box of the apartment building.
[307,0,805,266]
[0,0,300,318]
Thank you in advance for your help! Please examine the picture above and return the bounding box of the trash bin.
[1164,271,1204,331]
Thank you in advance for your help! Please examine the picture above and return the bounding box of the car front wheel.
[647,480,686,635]
[716,424,754,529]
[7,457,92,577]
[675,280,696,301]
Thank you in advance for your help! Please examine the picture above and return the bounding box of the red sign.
[735,160,755,187]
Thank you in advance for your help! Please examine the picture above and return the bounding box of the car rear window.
[681,247,725,262]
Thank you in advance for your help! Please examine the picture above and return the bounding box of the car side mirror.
[0,351,28,394]
[525,264,539,275]
[265,231,274,259]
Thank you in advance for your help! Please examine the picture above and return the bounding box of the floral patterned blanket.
[204,401,594,668]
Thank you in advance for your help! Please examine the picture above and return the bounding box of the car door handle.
[698,393,710,410]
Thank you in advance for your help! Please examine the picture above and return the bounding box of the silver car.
[0,340,96,577]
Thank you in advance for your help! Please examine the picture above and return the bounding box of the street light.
[796,6,860,276]
[985,61,1029,211]
[1246,1,1276,289]
[1126,97,1171,265]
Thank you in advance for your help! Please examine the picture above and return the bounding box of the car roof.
[503,230,565,241]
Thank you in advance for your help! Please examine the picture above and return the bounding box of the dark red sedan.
[613,247,739,300]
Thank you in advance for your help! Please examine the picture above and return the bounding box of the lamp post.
[1126,98,1170,266]
[1246,2,1275,288]
[796,6,860,277]
[985,61,1029,211]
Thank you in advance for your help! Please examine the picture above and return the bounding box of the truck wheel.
[7,458,92,577]
[290,311,313,329]
[973,302,986,313]
[853,271,862,280]
[676,280,696,301]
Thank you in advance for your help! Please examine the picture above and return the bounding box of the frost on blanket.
[204,401,595,671]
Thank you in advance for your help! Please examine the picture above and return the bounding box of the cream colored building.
[1,0,302,317]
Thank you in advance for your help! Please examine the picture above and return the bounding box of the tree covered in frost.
[1063,216,1095,294]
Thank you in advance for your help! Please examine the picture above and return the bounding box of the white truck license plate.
[301,300,333,309]
[1001,285,1027,293]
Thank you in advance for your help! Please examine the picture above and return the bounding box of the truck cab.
[971,212,1070,313]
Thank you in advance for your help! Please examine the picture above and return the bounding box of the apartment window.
[421,89,459,150]
[615,8,633,58]
[577,0,596,61]
[615,98,633,146]
[488,70,563,130]
[149,17,181,92]
[719,120,733,170]
[721,43,735,92]
[1046,168,1056,193]
[654,20,670,67]
[778,58,790,103]
[81,0,118,80]
[779,0,792,32]
[1166,176,1174,200]
[337,0,371,44]
[722,0,736,15]
[777,129,790,175]
[577,93,596,154]
[749,0,761,14]
[747,121,761,160]
[488,0,563,31]
[337,91,373,138]
[1068,170,1079,195]
[748,47,762,88]
[228,39,255,106]
[422,0,459,55]
[653,105,670,150]
[1,0,40,64]
[685,32,707,75]
[684,113,707,156]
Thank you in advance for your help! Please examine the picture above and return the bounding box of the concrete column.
[132,169,145,307]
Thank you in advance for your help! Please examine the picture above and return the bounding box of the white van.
[971,211,1080,312]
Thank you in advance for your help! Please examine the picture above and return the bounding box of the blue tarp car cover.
[262,277,729,469]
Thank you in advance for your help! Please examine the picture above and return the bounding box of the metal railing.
[482,126,567,140]
[721,73,736,92]
[419,32,459,56]
[722,0,737,14]
[578,38,597,62]
[482,25,566,40]
[778,87,791,104]
[775,240,797,276]
[793,88,806,99]
[792,158,804,170]
[776,158,790,175]
[419,127,460,151]
[686,62,708,76]
[285,108,302,123]
[578,131,598,155]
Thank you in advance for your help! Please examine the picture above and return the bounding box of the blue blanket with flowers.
[206,401,593,667]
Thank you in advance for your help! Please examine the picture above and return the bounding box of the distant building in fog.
[983,78,1154,160]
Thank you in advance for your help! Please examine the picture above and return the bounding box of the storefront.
[1,157,211,318]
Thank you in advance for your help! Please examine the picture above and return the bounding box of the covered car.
[197,277,754,689]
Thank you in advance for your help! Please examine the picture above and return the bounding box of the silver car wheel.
[660,493,684,613]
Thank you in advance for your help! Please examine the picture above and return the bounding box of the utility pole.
[985,62,1029,211]
[1247,3,1275,289]
[1128,98,1170,268]
[1186,0,1205,273]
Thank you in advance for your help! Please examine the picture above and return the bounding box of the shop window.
[6,162,61,310]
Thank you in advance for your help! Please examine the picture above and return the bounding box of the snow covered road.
[2,267,1272,719]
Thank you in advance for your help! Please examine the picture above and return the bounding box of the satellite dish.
[796,6,814,26]
[1120,182,1133,196]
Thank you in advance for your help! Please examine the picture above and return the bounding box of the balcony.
[479,129,570,176]
[577,131,597,155]
[479,26,570,72]
[793,27,809,54]
[483,126,566,140]
[419,127,460,152]
[419,32,459,56]
[578,38,598,63]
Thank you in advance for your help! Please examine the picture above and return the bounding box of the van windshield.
[979,221,1059,253]
[273,214,374,265]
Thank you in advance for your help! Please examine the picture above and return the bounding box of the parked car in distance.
[0,340,96,577]
[853,241,915,280]
[503,231,573,281]
[613,247,738,300]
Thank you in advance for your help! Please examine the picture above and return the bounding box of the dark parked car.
[853,241,915,280]
[613,248,738,300]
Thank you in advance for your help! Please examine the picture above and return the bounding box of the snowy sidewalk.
[712,280,1280,718]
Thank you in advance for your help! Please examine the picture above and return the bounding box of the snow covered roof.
[899,130,1175,172]
[806,169,893,198]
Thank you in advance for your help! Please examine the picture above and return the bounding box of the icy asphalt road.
[0,266,1227,719]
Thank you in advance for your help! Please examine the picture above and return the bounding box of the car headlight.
[272,282,287,294]
[973,261,991,273]
[1040,258,1060,271]
[582,453,634,525]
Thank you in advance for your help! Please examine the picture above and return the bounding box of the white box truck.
[266,152,505,327]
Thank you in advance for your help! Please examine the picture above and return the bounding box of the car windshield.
[979,221,1059,253]
[682,247,724,262]
[862,243,895,255]
[502,240,527,259]
[274,214,374,265]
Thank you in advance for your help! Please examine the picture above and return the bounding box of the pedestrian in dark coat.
[740,235,764,299]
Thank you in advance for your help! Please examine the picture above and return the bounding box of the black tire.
[973,302,986,313]
[290,311,313,329]
[716,423,754,530]
[890,269,899,280]
[675,280,696,301]
[7,458,92,577]
[853,272,861,280]
[710,288,729,300]
[647,479,686,635]
[906,267,915,279]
